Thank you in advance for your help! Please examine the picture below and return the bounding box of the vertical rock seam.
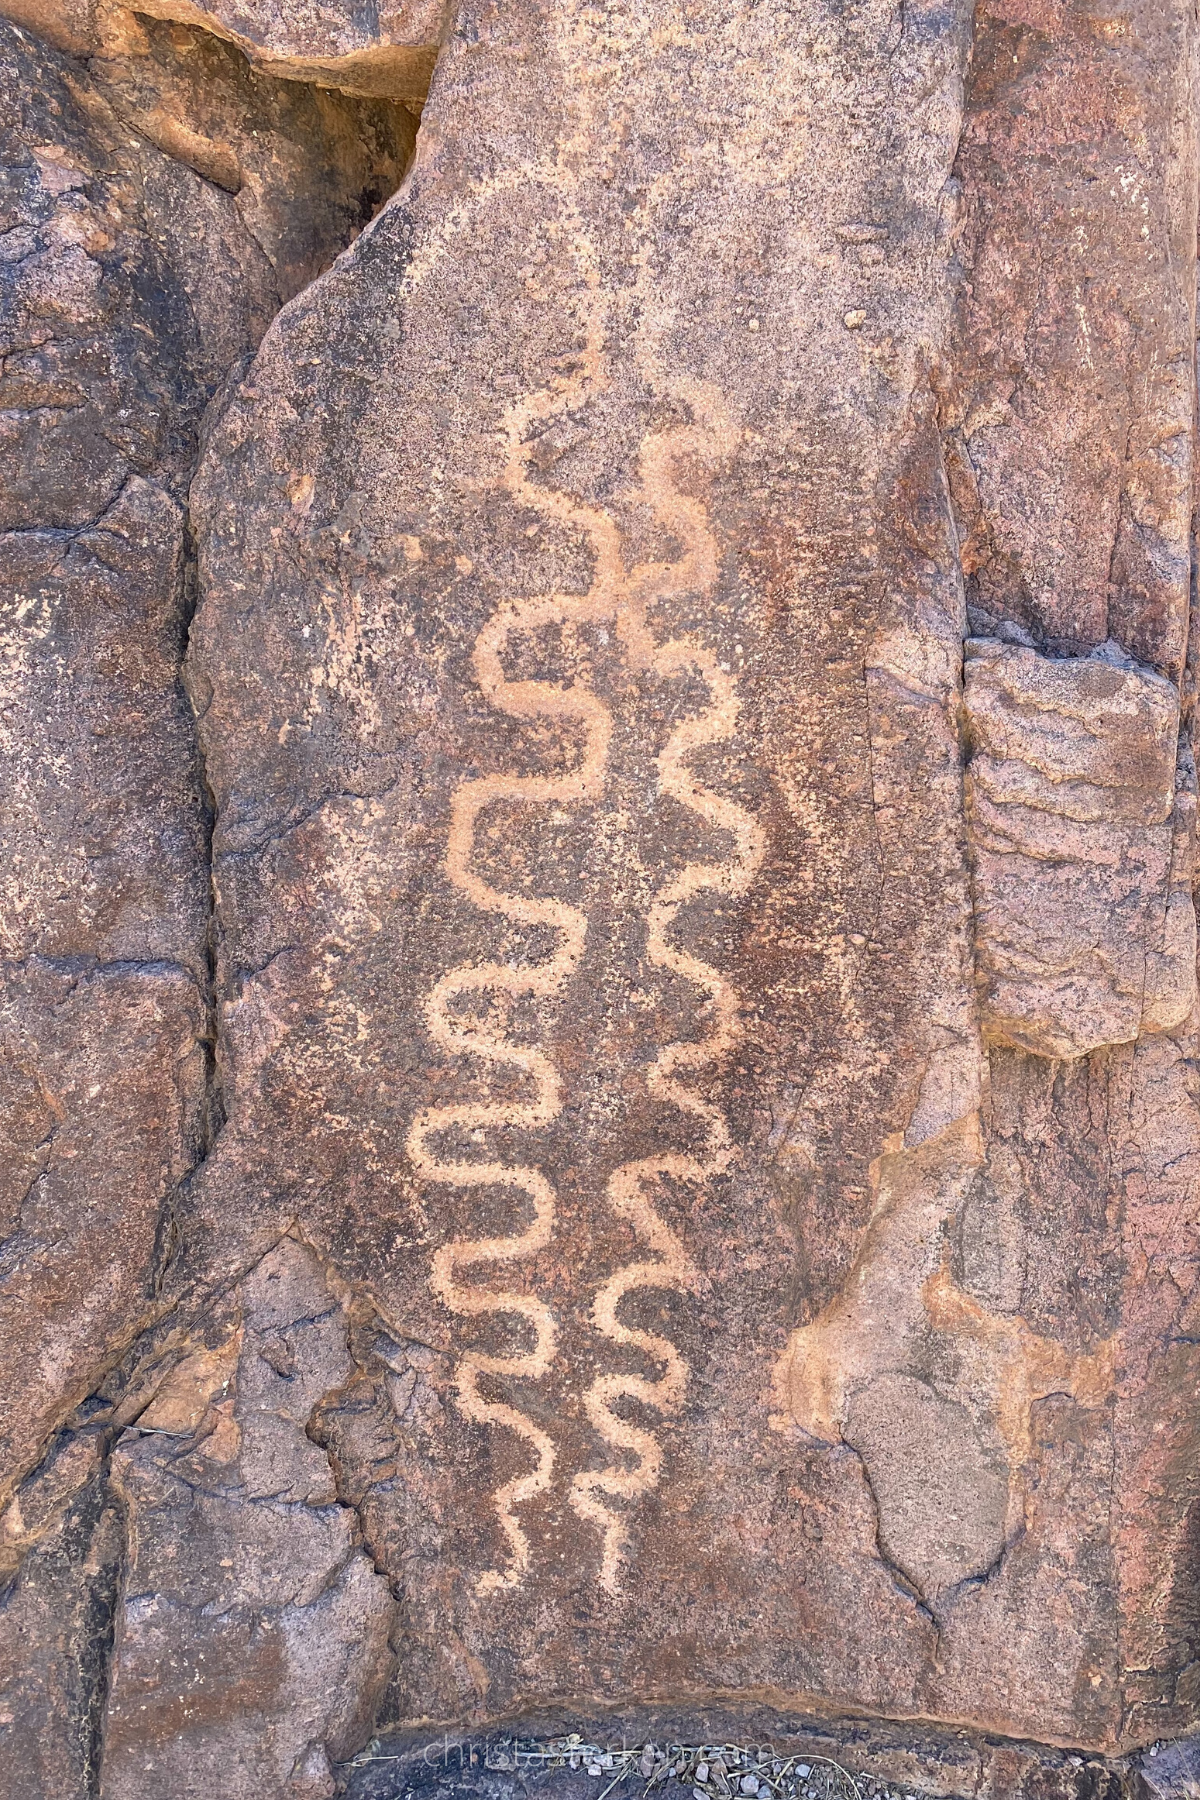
[0,5,442,1794]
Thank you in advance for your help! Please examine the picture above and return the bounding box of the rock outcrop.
[964,637,1196,1059]
[2,0,1200,1794]
[0,7,426,1793]
[101,1239,396,1800]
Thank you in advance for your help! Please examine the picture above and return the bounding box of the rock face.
[964,637,1196,1058]
[101,1240,396,1800]
[2,0,1200,1794]
[0,7,425,1794]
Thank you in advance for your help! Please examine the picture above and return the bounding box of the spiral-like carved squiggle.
[407,300,619,1594]
[570,381,766,1594]
[409,279,760,1594]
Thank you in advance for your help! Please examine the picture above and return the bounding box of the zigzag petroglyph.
[405,286,619,1595]
[409,262,762,1593]
[569,374,767,1596]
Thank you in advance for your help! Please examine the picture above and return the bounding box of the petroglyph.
[405,277,616,1596]
[570,375,767,1595]
[409,251,762,1592]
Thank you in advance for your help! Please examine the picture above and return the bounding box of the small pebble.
[741,1779,760,1796]
[588,1765,603,1777]
[697,1766,710,1783]
[796,1767,811,1779]
[843,309,866,330]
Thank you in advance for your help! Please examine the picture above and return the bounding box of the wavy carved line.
[406,295,617,1595]
[570,381,767,1594]
[409,278,762,1594]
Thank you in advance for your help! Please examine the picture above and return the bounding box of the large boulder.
[3,0,1200,1791]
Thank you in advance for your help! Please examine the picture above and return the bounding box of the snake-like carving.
[409,268,761,1595]
[406,296,622,1594]
[570,380,767,1594]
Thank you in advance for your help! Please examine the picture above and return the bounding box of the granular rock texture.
[3,0,1200,1795]
[963,637,1196,1058]
[101,1239,396,1800]
[0,5,427,1794]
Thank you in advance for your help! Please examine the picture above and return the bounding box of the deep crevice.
[179,499,227,1176]
[78,1464,125,1800]
[0,1439,127,1800]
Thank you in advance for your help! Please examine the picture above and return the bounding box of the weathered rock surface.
[102,1239,396,1800]
[186,0,996,1745]
[964,637,1197,1058]
[942,0,1197,678]
[10,0,447,100]
[0,1447,122,1799]
[2,0,1200,1793]
[0,5,427,1793]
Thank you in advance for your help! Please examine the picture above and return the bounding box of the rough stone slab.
[942,0,1198,676]
[1137,1737,1200,1800]
[3,0,1200,1783]
[180,0,1135,1752]
[943,0,1200,1753]
[0,962,208,1506]
[3,0,448,93]
[0,21,425,1796]
[0,480,210,973]
[100,1240,397,1800]
[167,0,1200,1761]
[0,1466,123,1800]
[964,638,1197,1058]
[0,0,415,1495]
[131,0,450,101]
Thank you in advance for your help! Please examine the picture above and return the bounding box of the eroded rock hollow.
[3,2,1200,1796]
